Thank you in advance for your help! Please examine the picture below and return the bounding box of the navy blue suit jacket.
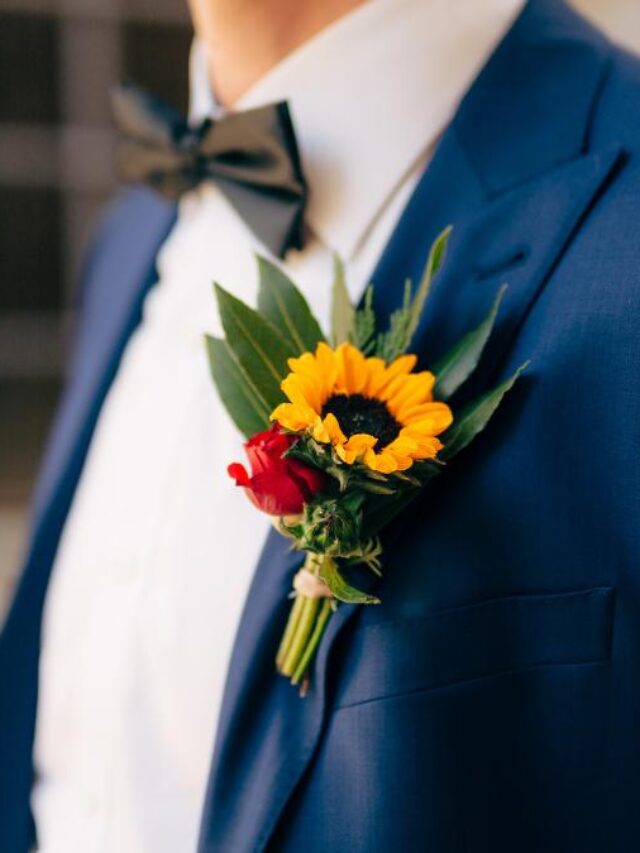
[2,2,640,850]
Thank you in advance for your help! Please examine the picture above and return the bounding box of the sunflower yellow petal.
[284,346,336,409]
[315,341,336,372]
[410,435,444,459]
[334,433,376,464]
[335,343,368,395]
[344,433,378,454]
[313,413,347,445]
[363,449,400,474]
[281,373,322,412]
[314,342,338,402]
[400,401,453,435]
[284,353,322,392]
[370,354,418,396]
[392,455,415,471]
[384,371,435,413]
[270,402,315,432]
[361,357,387,396]
[385,434,419,455]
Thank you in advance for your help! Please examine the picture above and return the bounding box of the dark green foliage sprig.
[256,257,326,354]
[374,279,413,363]
[374,226,452,362]
[349,286,377,354]
[206,257,325,437]
[330,226,453,363]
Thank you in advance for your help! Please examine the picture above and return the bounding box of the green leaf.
[372,226,452,363]
[256,256,325,354]
[214,283,292,411]
[319,556,380,605]
[330,254,354,346]
[205,335,271,437]
[359,481,397,496]
[440,362,529,462]
[349,285,377,354]
[404,225,452,351]
[375,279,413,362]
[433,285,507,400]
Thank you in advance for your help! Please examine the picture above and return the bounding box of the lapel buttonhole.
[474,244,530,282]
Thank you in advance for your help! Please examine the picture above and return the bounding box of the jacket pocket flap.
[335,587,615,709]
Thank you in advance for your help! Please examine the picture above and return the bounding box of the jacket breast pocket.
[334,587,615,709]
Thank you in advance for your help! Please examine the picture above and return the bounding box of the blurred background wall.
[0,0,191,614]
[0,0,639,615]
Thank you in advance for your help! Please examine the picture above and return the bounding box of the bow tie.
[112,83,308,258]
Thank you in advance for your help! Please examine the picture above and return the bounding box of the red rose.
[228,424,326,516]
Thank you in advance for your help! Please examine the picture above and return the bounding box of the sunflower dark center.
[321,394,401,449]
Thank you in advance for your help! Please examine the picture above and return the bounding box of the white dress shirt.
[32,1,525,850]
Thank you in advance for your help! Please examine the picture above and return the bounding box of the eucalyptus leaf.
[214,283,293,411]
[440,362,529,462]
[205,335,271,437]
[256,256,325,354]
[331,254,354,346]
[320,556,380,605]
[433,285,507,400]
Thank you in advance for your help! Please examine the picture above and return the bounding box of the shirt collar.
[190,0,526,260]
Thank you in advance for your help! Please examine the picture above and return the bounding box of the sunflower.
[270,342,453,474]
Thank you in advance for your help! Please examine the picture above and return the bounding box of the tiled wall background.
[0,0,639,616]
[0,0,191,614]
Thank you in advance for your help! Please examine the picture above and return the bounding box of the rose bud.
[227,423,326,516]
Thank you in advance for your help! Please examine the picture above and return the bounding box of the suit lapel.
[198,2,626,851]
[410,141,623,396]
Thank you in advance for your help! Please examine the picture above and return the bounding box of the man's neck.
[188,0,367,108]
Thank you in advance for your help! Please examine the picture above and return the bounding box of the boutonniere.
[206,227,527,693]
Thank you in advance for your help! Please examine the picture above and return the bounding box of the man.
[1,0,640,849]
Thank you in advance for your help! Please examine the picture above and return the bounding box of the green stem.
[279,596,320,678]
[291,598,333,685]
[275,593,305,670]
